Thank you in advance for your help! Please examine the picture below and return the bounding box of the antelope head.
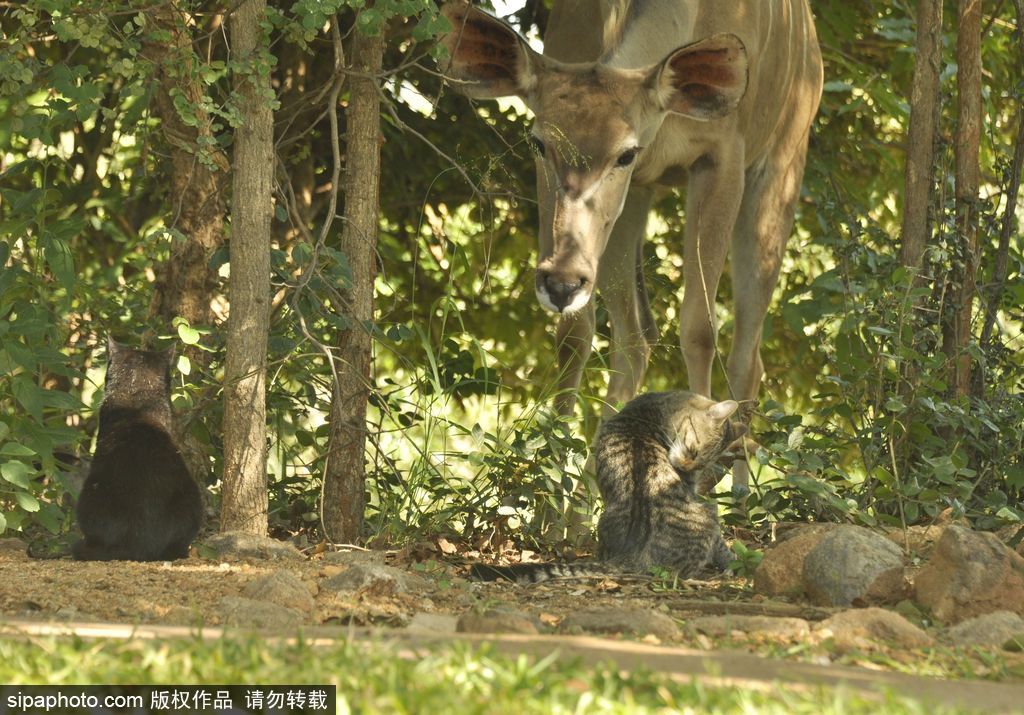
[439,3,748,314]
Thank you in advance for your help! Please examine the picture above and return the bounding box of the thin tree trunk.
[943,0,982,398]
[222,0,273,534]
[144,7,229,330]
[900,0,944,271]
[977,0,1024,362]
[322,27,385,544]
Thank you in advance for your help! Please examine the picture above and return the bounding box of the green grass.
[0,635,986,715]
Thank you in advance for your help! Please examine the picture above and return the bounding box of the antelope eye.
[616,148,640,167]
[528,136,546,157]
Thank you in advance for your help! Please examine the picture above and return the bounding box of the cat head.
[104,336,176,400]
[668,398,747,473]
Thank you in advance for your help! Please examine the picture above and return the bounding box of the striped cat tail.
[470,562,612,585]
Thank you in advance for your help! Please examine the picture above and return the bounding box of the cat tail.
[470,562,613,585]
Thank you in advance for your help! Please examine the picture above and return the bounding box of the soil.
[0,536,819,636]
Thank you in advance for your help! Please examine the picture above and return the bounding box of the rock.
[457,608,539,635]
[944,611,1024,649]
[685,615,810,641]
[54,605,99,622]
[242,570,315,613]
[753,526,832,597]
[561,608,679,640]
[802,526,907,607]
[219,597,303,630]
[320,563,430,595]
[815,608,933,652]
[0,538,27,557]
[321,549,386,566]
[406,613,460,633]
[996,525,1024,558]
[881,525,949,557]
[914,526,1024,624]
[204,532,304,562]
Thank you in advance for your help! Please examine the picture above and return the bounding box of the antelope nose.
[540,273,586,312]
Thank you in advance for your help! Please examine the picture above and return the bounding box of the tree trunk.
[144,6,229,330]
[943,0,982,398]
[900,0,944,272]
[977,0,1024,374]
[322,27,385,544]
[221,0,273,534]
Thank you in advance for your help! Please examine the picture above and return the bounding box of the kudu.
[439,1,822,489]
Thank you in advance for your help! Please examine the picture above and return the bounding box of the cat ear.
[106,335,125,361]
[707,400,738,422]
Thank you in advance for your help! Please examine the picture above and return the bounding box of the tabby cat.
[472,391,744,584]
[73,339,203,561]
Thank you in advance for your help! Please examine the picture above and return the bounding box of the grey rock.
[915,526,1024,624]
[242,570,315,613]
[321,563,430,595]
[561,608,679,640]
[457,609,539,635]
[204,532,304,561]
[815,607,933,652]
[321,549,387,566]
[406,612,460,634]
[802,526,907,607]
[944,611,1024,649]
[219,596,304,629]
[0,538,27,557]
[685,615,810,641]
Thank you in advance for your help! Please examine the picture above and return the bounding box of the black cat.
[73,339,202,561]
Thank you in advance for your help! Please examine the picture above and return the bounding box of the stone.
[944,611,1024,649]
[914,526,1024,624]
[996,525,1024,558]
[242,570,315,613]
[219,597,304,630]
[802,526,907,607]
[204,532,304,561]
[561,608,679,640]
[0,538,27,558]
[406,612,460,633]
[685,615,810,641]
[753,526,832,597]
[881,524,949,557]
[457,608,539,635]
[815,608,933,652]
[320,549,387,566]
[320,563,431,595]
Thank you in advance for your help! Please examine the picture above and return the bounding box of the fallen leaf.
[539,613,561,627]
[437,537,458,555]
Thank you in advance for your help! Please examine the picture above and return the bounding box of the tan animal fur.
[440,0,823,488]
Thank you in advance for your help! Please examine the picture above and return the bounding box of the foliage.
[0,635,984,714]
[0,0,1021,544]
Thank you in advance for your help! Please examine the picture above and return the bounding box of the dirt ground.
[0,536,824,635]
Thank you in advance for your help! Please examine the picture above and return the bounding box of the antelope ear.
[651,34,748,120]
[707,400,739,422]
[439,2,541,99]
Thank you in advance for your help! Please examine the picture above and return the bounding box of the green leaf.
[15,491,39,512]
[177,354,192,376]
[1,460,32,489]
[0,443,36,459]
[177,323,201,345]
[996,507,1022,523]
